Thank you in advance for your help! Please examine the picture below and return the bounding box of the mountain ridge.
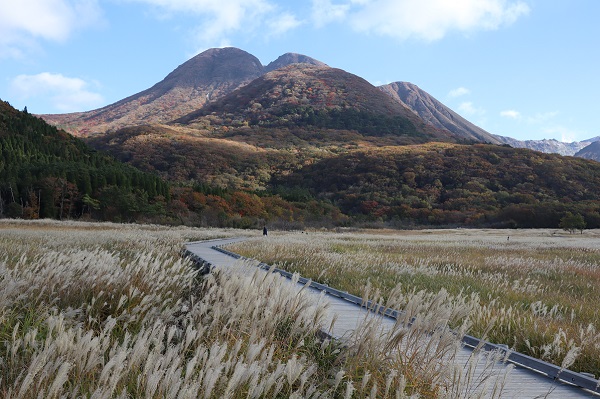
[38,47,598,156]
[9,97,600,231]
[265,52,327,73]
[493,136,590,156]
[39,48,326,136]
[379,81,502,145]
[575,140,600,161]
[37,47,485,145]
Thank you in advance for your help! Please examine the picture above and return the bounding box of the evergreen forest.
[0,101,169,222]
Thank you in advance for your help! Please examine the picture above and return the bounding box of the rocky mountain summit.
[378,82,600,157]
[265,53,327,73]
[575,139,600,161]
[493,136,593,156]
[40,48,325,136]
[379,82,502,145]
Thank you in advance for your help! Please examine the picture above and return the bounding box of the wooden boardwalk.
[185,238,600,399]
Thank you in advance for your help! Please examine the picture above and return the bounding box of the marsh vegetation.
[1,220,514,398]
[230,228,600,377]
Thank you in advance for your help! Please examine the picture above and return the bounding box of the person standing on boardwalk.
[263,226,268,236]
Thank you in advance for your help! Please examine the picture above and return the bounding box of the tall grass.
[229,228,600,376]
[0,220,512,398]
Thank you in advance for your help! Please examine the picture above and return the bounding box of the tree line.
[273,143,600,229]
[0,101,169,222]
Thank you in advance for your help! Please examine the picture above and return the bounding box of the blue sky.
[1,0,598,142]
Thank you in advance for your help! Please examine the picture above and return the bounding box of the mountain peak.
[160,47,263,89]
[265,52,327,73]
[177,63,413,123]
[575,140,600,161]
[39,48,484,145]
[40,47,265,135]
[175,63,451,143]
[379,81,502,144]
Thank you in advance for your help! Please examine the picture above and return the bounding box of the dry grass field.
[1,220,516,398]
[230,228,600,377]
[8,220,599,399]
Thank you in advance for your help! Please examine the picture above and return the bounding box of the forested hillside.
[0,101,169,221]
[175,64,447,144]
[1,101,346,227]
[22,47,600,230]
[274,143,600,228]
[85,119,600,229]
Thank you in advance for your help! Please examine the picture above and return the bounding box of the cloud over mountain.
[124,0,299,47]
[311,0,530,41]
[448,87,470,98]
[500,109,520,119]
[0,0,104,58]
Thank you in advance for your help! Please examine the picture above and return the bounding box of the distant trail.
[185,238,600,399]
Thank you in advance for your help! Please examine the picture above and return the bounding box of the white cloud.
[126,0,299,46]
[267,12,302,37]
[311,0,351,27]
[458,101,485,116]
[525,113,582,142]
[500,110,583,142]
[311,0,529,41]
[0,0,103,58]
[526,111,558,124]
[500,109,520,119]
[10,73,104,112]
[448,87,470,98]
[542,125,580,143]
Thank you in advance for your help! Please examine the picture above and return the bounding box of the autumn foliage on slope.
[7,97,600,229]
[83,119,600,229]
[274,143,600,228]
[1,101,346,226]
[175,64,450,143]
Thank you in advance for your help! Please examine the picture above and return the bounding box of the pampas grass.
[229,228,600,377]
[2,220,333,398]
[0,220,517,398]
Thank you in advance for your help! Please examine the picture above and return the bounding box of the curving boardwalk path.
[185,238,600,399]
